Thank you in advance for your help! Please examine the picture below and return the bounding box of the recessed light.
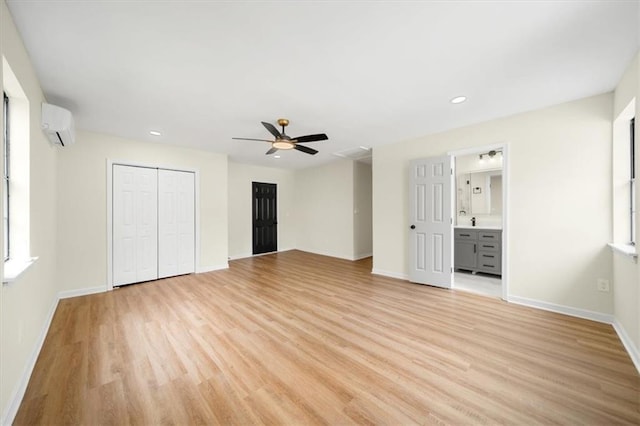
[274,155,281,159]
[149,130,162,136]
[450,96,467,104]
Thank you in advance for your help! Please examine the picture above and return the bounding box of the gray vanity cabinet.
[454,231,477,270]
[454,228,502,276]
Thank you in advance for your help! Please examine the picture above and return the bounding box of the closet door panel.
[158,169,195,278]
[176,171,195,275]
[113,165,158,286]
[158,170,178,278]
[137,170,159,282]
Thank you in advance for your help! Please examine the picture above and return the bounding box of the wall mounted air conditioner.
[41,103,75,146]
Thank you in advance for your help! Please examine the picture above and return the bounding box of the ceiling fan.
[232,119,328,155]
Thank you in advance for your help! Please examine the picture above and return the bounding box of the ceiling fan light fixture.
[273,140,295,150]
[233,119,325,156]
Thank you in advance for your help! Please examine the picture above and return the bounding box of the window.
[3,92,8,260]
[631,117,636,245]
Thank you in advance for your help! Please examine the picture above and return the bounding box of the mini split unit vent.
[41,103,75,146]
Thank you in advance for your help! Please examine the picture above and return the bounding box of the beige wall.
[228,160,371,261]
[1,1,59,420]
[56,130,229,293]
[373,93,613,314]
[295,159,355,260]
[612,51,640,362]
[353,161,372,259]
[228,161,295,259]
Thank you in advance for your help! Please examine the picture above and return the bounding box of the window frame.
[3,92,9,261]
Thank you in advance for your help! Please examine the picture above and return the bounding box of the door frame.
[447,143,509,301]
[106,159,201,291]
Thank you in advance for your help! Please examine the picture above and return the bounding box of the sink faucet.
[471,217,476,227]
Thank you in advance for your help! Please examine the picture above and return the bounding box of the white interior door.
[408,156,453,288]
[158,169,195,278]
[113,165,158,286]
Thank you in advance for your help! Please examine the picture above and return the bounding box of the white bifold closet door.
[113,165,195,287]
[158,169,195,279]
[113,165,159,285]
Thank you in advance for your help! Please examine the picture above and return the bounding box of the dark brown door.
[252,182,277,255]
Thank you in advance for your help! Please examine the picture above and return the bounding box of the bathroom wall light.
[479,149,503,161]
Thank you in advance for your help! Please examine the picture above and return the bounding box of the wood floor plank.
[13,250,640,425]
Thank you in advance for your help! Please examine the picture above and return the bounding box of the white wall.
[373,93,614,315]
[228,161,295,259]
[56,130,229,293]
[612,51,640,365]
[353,161,372,259]
[1,1,59,420]
[295,159,355,260]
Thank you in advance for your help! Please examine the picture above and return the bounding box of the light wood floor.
[15,250,640,425]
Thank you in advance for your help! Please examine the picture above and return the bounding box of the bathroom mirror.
[457,170,502,215]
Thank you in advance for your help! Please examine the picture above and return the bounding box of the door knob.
[410,225,416,229]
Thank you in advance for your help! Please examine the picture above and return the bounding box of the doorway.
[252,182,278,255]
[408,146,508,298]
[450,145,507,299]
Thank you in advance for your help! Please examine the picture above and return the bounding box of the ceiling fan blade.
[294,144,318,155]
[266,147,278,155]
[261,122,282,138]
[232,137,273,142]
[292,133,328,143]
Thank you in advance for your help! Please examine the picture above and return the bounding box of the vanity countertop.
[455,225,502,230]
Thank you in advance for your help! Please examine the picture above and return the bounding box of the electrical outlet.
[597,279,610,292]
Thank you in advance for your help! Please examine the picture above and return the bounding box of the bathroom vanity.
[454,227,502,276]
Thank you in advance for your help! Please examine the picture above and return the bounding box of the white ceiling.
[6,1,640,169]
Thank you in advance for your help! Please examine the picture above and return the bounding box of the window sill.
[608,243,638,261]
[3,257,39,284]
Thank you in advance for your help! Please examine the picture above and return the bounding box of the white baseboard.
[353,252,373,260]
[2,294,59,426]
[58,285,106,299]
[508,295,614,324]
[228,248,296,262]
[228,253,253,261]
[296,248,354,261]
[196,263,229,273]
[371,268,409,281]
[613,319,640,374]
[228,252,273,261]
